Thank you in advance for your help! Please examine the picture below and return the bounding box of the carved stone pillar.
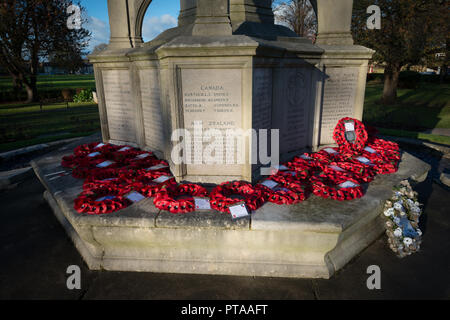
[192,0,233,36]
[312,0,354,45]
[229,0,274,25]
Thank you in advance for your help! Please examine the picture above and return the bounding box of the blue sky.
[79,0,180,53]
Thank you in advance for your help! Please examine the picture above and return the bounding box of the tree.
[273,0,317,39]
[352,0,449,104]
[0,0,90,102]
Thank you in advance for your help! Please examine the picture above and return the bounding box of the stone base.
[31,137,431,279]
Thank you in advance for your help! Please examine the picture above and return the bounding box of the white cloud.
[82,14,177,53]
[142,14,177,42]
[85,16,110,53]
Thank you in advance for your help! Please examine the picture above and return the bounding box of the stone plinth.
[31,136,431,279]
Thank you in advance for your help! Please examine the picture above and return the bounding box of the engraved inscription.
[102,69,137,143]
[182,68,242,175]
[274,68,310,153]
[253,69,272,130]
[140,69,164,151]
[320,67,359,143]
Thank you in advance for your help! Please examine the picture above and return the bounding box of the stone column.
[107,0,151,49]
[313,0,354,45]
[229,0,274,25]
[178,0,197,26]
[192,0,233,36]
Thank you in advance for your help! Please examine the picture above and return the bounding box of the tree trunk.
[23,77,38,103]
[382,65,401,105]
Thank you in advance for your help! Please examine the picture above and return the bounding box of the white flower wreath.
[383,180,423,258]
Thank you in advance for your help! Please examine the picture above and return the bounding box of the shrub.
[73,89,94,103]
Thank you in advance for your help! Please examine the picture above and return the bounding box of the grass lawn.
[0,75,449,153]
[0,74,96,91]
[363,82,450,145]
[0,102,100,152]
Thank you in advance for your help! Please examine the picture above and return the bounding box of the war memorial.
[31,0,430,279]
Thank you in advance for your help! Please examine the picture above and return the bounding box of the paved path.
[422,128,450,137]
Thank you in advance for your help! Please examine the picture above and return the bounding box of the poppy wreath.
[367,140,401,163]
[83,176,123,191]
[291,154,319,167]
[130,172,177,197]
[348,152,399,176]
[329,161,376,183]
[322,164,365,184]
[153,184,209,214]
[333,117,368,154]
[255,183,302,205]
[74,184,132,215]
[210,181,266,214]
[304,152,334,170]
[73,142,120,157]
[284,162,311,180]
[259,175,310,204]
[310,173,364,201]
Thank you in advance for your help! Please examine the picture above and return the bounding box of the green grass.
[0,75,96,91]
[0,102,100,153]
[363,82,450,131]
[363,82,450,145]
[377,128,450,146]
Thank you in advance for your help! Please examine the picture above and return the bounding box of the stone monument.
[32,0,433,280]
[89,0,373,184]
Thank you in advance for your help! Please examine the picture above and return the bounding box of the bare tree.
[273,0,317,40]
[0,0,90,102]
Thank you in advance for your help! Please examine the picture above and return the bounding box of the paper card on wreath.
[269,164,289,175]
[194,197,211,210]
[94,143,106,149]
[364,146,377,154]
[97,160,115,168]
[153,175,173,184]
[260,180,278,190]
[339,181,359,189]
[136,153,151,160]
[345,122,355,132]
[274,187,291,193]
[118,147,132,152]
[329,165,345,172]
[300,154,312,160]
[356,157,372,165]
[324,148,338,155]
[229,202,250,220]
[88,152,101,158]
[95,195,116,202]
[147,164,169,171]
[124,191,146,203]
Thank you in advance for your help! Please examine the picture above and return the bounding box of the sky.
[79,0,180,53]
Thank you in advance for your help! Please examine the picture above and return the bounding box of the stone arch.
[134,0,153,43]
[107,0,154,49]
